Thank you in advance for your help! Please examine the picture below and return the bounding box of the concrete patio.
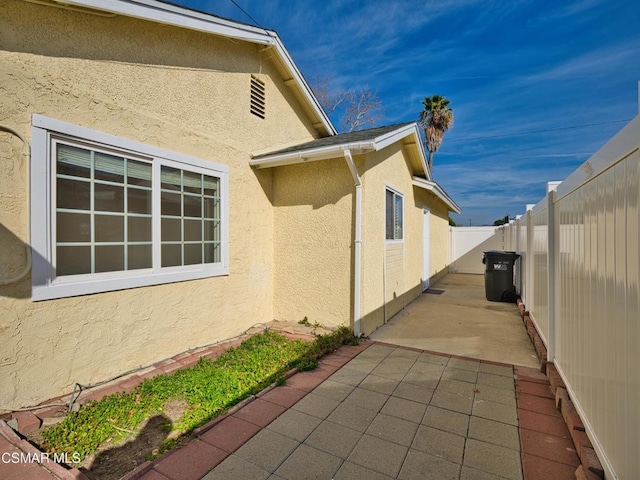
[371,274,539,368]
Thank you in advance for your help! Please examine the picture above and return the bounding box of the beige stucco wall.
[0,0,318,408]
[357,144,453,335]
[272,158,353,327]
[356,144,419,334]
[424,191,452,284]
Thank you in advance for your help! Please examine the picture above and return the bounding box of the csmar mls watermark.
[1,451,81,464]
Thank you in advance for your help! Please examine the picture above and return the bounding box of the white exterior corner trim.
[412,176,461,214]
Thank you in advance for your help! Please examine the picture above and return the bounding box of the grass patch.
[40,327,356,462]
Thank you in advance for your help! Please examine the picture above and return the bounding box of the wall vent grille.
[250,76,266,119]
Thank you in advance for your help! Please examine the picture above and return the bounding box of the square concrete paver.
[203,455,270,480]
[463,438,523,480]
[344,387,389,411]
[392,381,434,404]
[366,413,419,447]
[346,358,380,374]
[412,425,466,464]
[304,420,362,459]
[399,448,460,480]
[442,366,479,384]
[380,395,427,423]
[430,388,474,415]
[418,352,449,366]
[274,444,342,480]
[291,392,340,419]
[436,378,477,396]
[460,465,509,480]
[360,374,400,395]
[473,383,517,406]
[333,461,394,480]
[477,372,516,391]
[348,434,409,478]
[479,363,514,377]
[329,367,369,386]
[402,370,441,389]
[447,358,481,372]
[472,399,519,426]
[422,405,470,437]
[327,401,378,432]
[310,379,355,403]
[234,429,299,472]
[371,362,412,382]
[468,416,521,451]
[266,408,322,442]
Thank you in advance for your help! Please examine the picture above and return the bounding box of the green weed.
[39,329,357,462]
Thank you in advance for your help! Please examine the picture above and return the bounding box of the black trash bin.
[482,250,520,302]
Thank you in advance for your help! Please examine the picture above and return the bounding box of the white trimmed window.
[31,115,229,301]
[385,187,403,241]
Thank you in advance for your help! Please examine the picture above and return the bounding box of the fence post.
[546,185,559,362]
[525,206,534,306]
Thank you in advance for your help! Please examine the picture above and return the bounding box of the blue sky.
[177,0,639,225]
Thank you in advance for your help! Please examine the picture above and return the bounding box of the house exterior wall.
[0,0,317,408]
[272,158,353,327]
[423,190,453,284]
[358,145,431,334]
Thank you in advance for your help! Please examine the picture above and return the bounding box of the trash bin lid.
[483,250,520,258]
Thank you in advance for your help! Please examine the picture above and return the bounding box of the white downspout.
[343,149,362,337]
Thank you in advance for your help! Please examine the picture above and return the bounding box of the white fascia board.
[250,141,376,168]
[371,123,429,181]
[63,0,274,44]
[270,36,336,136]
[412,176,461,214]
[373,123,417,150]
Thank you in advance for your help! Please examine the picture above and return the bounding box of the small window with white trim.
[385,187,403,241]
[31,115,228,301]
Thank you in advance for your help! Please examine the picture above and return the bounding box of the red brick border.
[515,298,604,480]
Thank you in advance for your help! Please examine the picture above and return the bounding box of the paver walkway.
[135,341,578,480]
[0,340,580,480]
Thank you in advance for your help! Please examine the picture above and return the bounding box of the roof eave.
[251,123,428,173]
[251,141,377,168]
[412,176,461,214]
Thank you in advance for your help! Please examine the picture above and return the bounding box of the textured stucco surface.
[357,145,453,335]
[0,0,317,408]
[272,158,353,327]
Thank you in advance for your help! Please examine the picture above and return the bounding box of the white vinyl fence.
[449,226,502,274]
[502,115,640,480]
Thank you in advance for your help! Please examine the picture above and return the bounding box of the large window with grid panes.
[31,115,228,301]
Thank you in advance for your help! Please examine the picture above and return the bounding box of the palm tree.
[419,95,454,171]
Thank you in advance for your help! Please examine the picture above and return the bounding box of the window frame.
[31,115,229,301]
[385,186,404,242]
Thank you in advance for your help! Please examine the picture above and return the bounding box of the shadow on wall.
[0,223,33,299]
[359,280,426,336]
[450,231,503,275]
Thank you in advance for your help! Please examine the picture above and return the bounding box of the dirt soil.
[28,400,188,480]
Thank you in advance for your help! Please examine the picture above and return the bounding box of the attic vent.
[250,76,266,119]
